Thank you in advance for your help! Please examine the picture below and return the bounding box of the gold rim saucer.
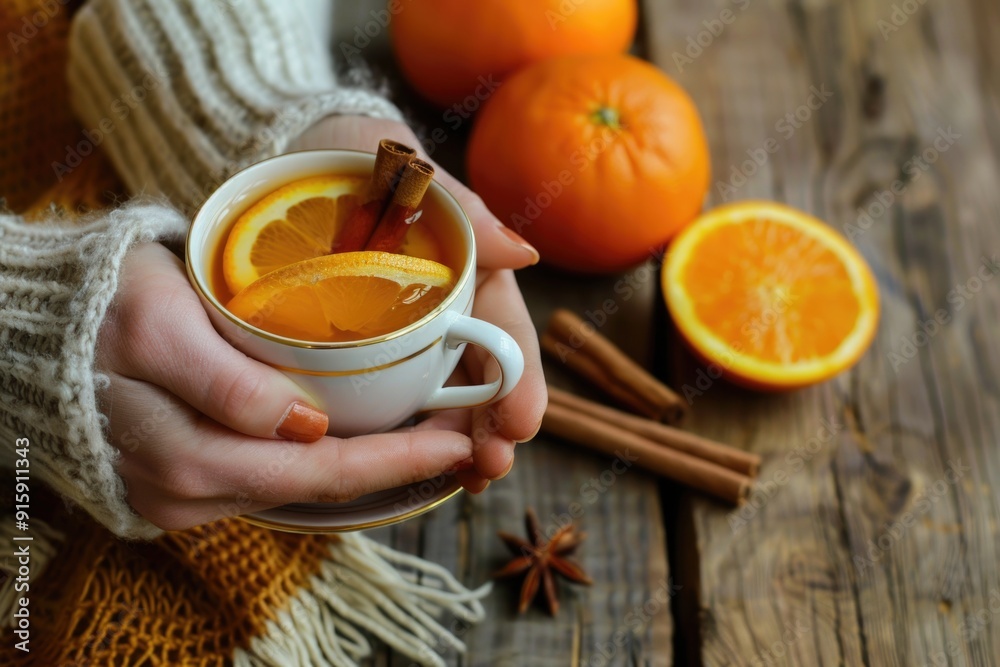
[238,481,463,534]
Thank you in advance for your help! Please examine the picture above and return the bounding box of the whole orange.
[467,54,711,274]
[390,0,636,109]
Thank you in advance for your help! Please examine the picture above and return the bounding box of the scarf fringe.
[235,533,490,667]
[0,515,63,627]
[0,518,489,666]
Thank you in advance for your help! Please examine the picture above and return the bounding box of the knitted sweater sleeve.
[1,0,403,539]
[67,0,404,212]
[1,205,188,540]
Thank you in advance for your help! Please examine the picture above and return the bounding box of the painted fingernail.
[276,402,329,442]
[498,224,540,265]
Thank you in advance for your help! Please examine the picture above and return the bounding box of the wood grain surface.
[646,0,1000,665]
[334,0,1000,664]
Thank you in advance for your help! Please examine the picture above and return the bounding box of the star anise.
[493,508,592,616]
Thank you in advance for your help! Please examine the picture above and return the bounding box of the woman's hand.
[98,244,479,530]
[290,115,547,492]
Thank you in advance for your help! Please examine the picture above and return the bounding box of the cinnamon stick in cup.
[366,158,435,253]
[548,386,760,477]
[543,309,687,424]
[542,399,751,505]
[334,139,416,252]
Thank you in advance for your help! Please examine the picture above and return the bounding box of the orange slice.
[226,251,456,342]
[222,175,364,295]
[662,201,879,390]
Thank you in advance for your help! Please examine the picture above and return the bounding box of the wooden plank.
[360,293,674,667]
[646,0,1000,664]
[367,275,674,667]
[329,3,674,665]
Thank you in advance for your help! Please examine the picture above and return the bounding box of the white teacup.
[186,150,524,437]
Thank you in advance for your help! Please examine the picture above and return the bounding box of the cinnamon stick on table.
[365,158,435,253]
[334,139,416,252]
[548,386,760,477]
[543,309,687,424]
[542,388,752,506]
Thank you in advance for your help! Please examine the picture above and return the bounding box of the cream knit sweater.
[0,0,403,540]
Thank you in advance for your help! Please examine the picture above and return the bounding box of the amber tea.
[207,158,466,344]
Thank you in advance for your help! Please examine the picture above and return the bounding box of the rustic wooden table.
[340,1,1000,664]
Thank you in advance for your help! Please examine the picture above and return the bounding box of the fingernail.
[276,402,329,442]
[494,456,515,480]
[453,456,476,473]
[516,424,542,444]
[498,224,540,265]
[470,480,491,495]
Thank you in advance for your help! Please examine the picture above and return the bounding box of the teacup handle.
[420,314,524,412]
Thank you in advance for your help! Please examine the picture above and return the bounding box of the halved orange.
[662,201,879,390]
[226,251,455,342]
[222,175,364,295]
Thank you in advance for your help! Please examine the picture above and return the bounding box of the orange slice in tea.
[226,251,456,342]
[222,175,364,295]
[662,201,879,390]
